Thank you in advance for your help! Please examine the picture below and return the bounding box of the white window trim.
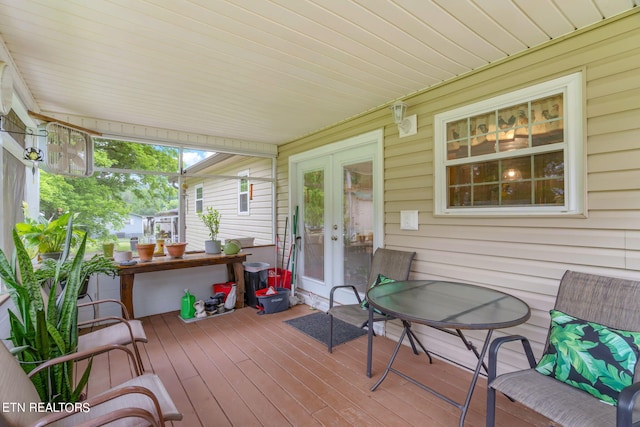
[195,183,204,214]
[433,72,584,217]
[238,170,249,215]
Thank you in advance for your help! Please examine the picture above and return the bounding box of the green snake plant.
[0,218,92,403]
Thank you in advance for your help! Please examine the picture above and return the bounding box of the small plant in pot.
[199,206,221,254]
[100,233,117,259]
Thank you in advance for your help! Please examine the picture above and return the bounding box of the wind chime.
[23,146,44,182]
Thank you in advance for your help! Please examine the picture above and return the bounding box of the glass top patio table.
[366,280,530,427]
[366,279,530,330]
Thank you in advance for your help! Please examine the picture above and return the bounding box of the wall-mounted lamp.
[390,101,417,138]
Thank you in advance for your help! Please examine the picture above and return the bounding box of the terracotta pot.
[136,243,156,262]
[166,242,188,258]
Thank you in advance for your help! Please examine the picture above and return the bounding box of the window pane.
[196,187,203,199]
[182,148,215,168]
[502,156,531,181]
[469,112,494,156]
[303,170,324,282]
[448,140,468,160]
[531,94,564,146]
[535,179,564,205]
[94,139,179,173]
[239,194,248,212]
[447,119,468,142]
[474,161,499,183]
[534,151,564,179]
[473,184,499,206]
[501,181,531,205]
[449,185,471,207]
[448,164,471,186]
[471,139,496,157]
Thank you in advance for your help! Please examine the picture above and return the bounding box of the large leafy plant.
[0,219,92,403]
[15,210,83,258]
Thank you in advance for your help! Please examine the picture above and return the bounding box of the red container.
[212,282,235,301]
[267,268,291,289]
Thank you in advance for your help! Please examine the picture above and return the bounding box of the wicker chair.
[487,270,640,427]
[327,248,415,354]
[0,342,182,426]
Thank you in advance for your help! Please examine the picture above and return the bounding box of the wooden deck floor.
[84,304,554,426]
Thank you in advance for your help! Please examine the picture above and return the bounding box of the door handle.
[331,236,338,241]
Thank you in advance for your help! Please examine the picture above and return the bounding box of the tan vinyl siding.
[277,10,640,374]
[185,156,273,249]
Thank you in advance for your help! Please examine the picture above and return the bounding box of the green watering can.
[223,239,242,255]
[180,289,196,319]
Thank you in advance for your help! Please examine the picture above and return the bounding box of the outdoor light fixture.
[389,101,417,138]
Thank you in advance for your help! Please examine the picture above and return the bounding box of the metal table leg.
[367,305,374,377]
[371,325,495,427]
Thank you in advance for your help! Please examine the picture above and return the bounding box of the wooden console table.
[118,252,248,318]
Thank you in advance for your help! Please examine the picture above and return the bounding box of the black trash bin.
[243,262,269,308]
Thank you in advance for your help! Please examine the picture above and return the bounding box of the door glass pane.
[343,161,373,287]
[303,170,324,281]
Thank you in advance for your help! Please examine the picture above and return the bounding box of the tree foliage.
[39,139,179,238]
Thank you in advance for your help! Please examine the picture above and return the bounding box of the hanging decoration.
[23,146,44,180]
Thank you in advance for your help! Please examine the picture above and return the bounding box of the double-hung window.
[434,72,584,216]
[238,170,249,215]
[195,184,203,214]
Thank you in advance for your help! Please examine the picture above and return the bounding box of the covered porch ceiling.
[0,1,637,155]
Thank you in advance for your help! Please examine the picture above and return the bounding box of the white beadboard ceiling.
[0,0,637,150]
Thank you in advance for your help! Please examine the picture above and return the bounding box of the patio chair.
[487,270,640,427]
[0,342,182,426]
[327,248,415,354]
[76,298,148,372]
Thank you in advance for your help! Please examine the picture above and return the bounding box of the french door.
[290,130,382,300]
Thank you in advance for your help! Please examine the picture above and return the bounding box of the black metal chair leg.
[328,313,334,353]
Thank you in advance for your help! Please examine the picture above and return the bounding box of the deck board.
[85,304,554,426]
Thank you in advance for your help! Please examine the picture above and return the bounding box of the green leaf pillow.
[535,309,640,405]
[360,274,396,314]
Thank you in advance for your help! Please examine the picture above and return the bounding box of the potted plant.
[100,233,117,259]
[36,252,119,299]
[199,206,221,254]
[0,218,92,404]
[15,206,83,260]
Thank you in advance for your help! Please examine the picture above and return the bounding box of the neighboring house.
[184,154,274,251]
[153,208,178,241]
[277,13,640,374]
[107,213,144,239]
